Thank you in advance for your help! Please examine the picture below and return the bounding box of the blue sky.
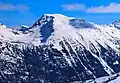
[1,0,120,27]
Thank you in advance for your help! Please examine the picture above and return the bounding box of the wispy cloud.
[61,3,120,13]
[0,2,29,12]
[61,3,86,11]
[87,3,120,13]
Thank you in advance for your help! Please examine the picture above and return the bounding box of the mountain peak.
[44,14,74,19]
[0,23,7,28]
[29,14,96,43]
[1,14,120,83]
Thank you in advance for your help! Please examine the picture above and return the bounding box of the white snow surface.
[21,25,29,28]
[86,73,120,83]
[113,20,120,28]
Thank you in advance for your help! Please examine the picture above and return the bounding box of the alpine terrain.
[0,14,120,83]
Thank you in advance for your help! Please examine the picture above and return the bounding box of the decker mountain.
[0,14,120,83]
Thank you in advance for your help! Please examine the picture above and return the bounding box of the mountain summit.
[27,14,98,43]
[0,14,120,83]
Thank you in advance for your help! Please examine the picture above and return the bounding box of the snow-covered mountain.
[0,14,120,83]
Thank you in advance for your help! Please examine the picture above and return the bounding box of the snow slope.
[86,73,120,83]
[0,24,41,45]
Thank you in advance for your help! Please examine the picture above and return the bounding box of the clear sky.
[1,0,120,27]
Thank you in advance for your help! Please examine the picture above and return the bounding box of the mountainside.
[0,14,120,83]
